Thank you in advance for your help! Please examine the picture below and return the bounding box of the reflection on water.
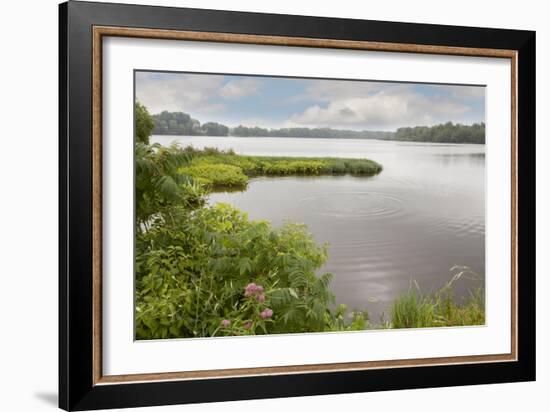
[153,135,485,322]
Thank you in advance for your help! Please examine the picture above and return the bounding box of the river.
[152,135,485,323]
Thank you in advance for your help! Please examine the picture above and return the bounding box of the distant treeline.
[390,122,485,144]
[151,110,485,144]
[152,111,229,136]
[231,125,393,140]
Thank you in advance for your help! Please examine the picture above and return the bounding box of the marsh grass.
[391,282,436,328]
[391,269,485,329]
[182,163,249,188]
[179,146,382,190]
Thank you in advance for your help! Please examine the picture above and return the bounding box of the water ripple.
[299,190,406,220]
[422,215,485,237]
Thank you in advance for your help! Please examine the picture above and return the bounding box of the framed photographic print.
[59,1,536,410]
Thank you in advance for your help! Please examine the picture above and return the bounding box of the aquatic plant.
[177,146,382,190]
[181,163,249,188]
[390,272,485,329]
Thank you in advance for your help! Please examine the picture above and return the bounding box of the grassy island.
[179,146,383,191]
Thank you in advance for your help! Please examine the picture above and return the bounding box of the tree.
[135,102,155,144]
[152,111,204,135]
[201,122,229,136]
[146,108,484,144]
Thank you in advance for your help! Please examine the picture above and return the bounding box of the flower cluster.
[260,308,273,319]
[244,282,265,302]
[244,283,274,322]
[221,319,231,328]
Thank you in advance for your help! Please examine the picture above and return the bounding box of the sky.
[135,71,485,131]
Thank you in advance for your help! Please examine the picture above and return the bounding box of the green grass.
[391,287,436,328]
[390,281,485,329]
[182,163,249,188]
[179,146,382,190]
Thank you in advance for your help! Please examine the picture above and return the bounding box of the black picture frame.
[59,1,536,410]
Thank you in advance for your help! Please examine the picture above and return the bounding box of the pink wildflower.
[245,283,266,299]
[221,319,231,327]
[243,322,252,330]
[260,308,273,319]
[244,283,258,297]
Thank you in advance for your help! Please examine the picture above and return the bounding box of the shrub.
[135,203,365,339]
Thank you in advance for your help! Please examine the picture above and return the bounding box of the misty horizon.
[135,71,485,132]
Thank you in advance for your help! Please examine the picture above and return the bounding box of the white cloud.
[219,78,261,100]
[135,72,226,115]
[288,83,480,130]
[449,86,486,99]
[294,80,384,102]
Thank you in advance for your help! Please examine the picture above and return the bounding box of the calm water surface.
[153,135,485,322]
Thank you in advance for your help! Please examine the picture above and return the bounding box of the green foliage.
[181,163,249,189]
[135,102,155,144]
[262,159,324,175]
[135,142,205,226]
[135,202,365,339]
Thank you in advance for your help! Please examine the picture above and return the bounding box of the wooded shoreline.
[151,109,486,144]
